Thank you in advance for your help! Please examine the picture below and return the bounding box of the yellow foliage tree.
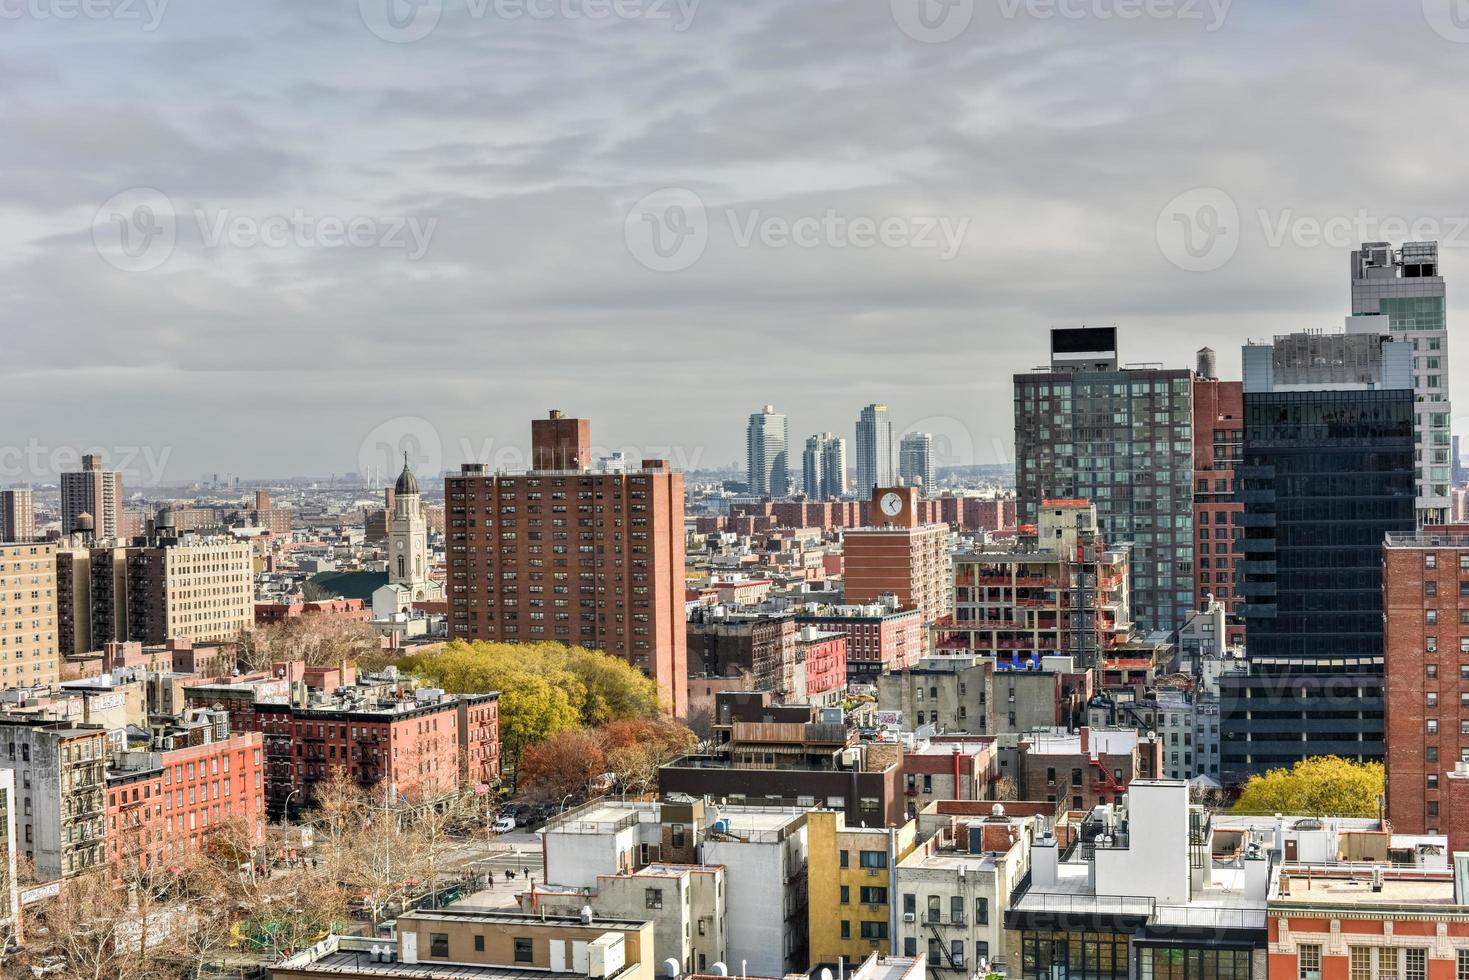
[397,640,662,785]
[1231,756,1384,818]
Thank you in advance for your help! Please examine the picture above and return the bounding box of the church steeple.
[394,451,420,496]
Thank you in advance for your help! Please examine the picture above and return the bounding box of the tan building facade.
[0,542,59,687]
[0,490,34,543]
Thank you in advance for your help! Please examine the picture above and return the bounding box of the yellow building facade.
[807,809,918,968]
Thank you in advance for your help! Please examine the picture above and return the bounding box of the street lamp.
[559,794,575,814]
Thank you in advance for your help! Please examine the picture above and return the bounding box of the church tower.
[388,453,430,597]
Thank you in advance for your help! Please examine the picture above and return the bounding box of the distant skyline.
[6,2,1469,484]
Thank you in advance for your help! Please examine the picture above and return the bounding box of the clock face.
[880,492,904,517]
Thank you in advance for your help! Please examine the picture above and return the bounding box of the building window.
[475,936,485,953]
[860,921,888,941]
[1406,948,1427,980]
[859,850,887,869]
[514,938,533,963]
[1300,945,1322,980]
[1350,948,1373,980]
[840,920,851,940]
[1455,949,1469,980]
[646,888,663,910]
[430,934,449,958]
[839,850,849,868]
[860,886,886,905]
[840,885,850,904]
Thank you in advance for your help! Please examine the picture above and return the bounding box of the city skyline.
[6,3,1469,480]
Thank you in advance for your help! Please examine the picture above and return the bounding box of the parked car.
[493,816,518,834]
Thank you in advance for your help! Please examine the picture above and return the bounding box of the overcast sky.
[4,0,1469,486]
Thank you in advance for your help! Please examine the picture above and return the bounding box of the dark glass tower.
[1220,332,1416,782]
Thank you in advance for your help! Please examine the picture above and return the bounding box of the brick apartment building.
[1192,353,1245,646]
[843,486,952,633]
[1014,727,1163,812]
[796,600,923,684]
[0,489,35,543]
[57,533,254,655]
[445,412,688,715]
[255,686,498,818]
[254,597,372,625]
[0,541,59,688]
[1382,529,1469,844]
[798,626,847,705]
[106,729,265,868]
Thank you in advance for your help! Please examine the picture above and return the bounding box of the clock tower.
[872,486,919,528]
[388,453,430,594]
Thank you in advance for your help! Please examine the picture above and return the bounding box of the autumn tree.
[1232,756,1384,818]
[599,718,697,799]
[519,729,608,803]
[237,615,383,673]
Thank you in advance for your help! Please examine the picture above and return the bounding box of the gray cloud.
[3,0,1466,481]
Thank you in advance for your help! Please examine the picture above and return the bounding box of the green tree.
[1232,756,1384,818]
[560,645,663,724]
[400,642,584,785]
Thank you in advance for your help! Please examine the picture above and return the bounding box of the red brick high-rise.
[842,486,951,631]
[1383,529,1469,846]
[1192,355,1244,645]
[532,409,593,472]
[446,413,688,716]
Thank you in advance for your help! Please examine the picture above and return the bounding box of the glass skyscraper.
[1220,332,1416,782]
[1014,328,1195,635]
[1349,241,1450,525]
[746,405,790,497]
[854,404,894,494]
